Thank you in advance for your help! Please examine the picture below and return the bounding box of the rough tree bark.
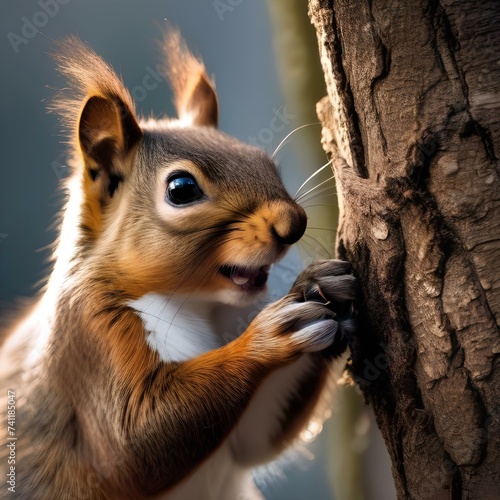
[308,1,500,499]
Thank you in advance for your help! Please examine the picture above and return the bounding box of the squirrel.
[0,31,358,499]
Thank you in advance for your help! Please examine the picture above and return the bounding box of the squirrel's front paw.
[290,259,358,359]
[248,296,338,360]
[247,260,358,364]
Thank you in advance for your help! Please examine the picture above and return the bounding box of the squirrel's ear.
[79,94,142,191]
[163,30,219,127]
[179,73,219,127]
[78,94,142,203]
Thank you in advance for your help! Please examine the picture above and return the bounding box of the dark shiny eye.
[165,172,205,206]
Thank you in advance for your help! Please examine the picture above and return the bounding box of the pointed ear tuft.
[162,30,219,127]
[51,36,143,164]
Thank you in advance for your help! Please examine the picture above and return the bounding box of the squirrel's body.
[0,33,356,499]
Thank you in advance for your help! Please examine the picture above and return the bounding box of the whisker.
[295,175,336,202]
[300,233,333,259]
[297,187,338,206]
[307,227,337,232]
[293,159,333,199]
[272,122,320,158]
[302,203,337,210]
[305,234,335,258]
[156,294,175,337]
[164,288,199,339]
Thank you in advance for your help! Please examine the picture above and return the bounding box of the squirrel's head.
[53,33,307,306]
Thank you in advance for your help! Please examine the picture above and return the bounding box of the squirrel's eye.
[166,173,205,206]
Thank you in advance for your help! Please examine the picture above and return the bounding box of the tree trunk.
[308,1,500,499]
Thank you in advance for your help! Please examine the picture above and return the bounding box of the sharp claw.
[316,285,331,306]
[306,284,331,307]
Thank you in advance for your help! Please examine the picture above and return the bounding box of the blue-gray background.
[0,1,395,499]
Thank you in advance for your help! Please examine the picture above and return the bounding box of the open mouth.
[219,264,270,290]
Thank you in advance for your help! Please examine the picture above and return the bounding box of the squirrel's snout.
[271,204,307,245]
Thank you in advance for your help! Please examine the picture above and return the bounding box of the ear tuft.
[50,36,142,162]
[162,30,219,127]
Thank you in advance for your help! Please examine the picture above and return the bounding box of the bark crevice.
[310,1,367,178]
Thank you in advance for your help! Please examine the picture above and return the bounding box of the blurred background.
[0,1,395,498]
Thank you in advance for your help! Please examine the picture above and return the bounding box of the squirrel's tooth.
[232,276,250,285]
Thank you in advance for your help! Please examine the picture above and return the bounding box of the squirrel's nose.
[271,204,307,245]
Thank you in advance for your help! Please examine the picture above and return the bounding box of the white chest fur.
[128,293,225,362]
